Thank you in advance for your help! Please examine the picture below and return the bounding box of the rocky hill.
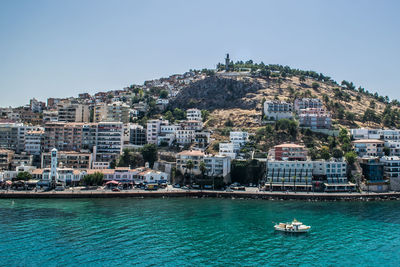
[170,72,396,131]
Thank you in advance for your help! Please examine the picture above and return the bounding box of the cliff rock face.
[170,75,263,110]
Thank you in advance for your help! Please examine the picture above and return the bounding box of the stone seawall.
[1,190,400,201]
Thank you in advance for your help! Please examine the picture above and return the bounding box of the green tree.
[320,146,331,160]
[311,82,320,91]
[117,149,144,168]
[200,161,207,178]
[173,108,186,120]
[82,172,104,186]
[332,148,343,159]
[201,110,210,122]
[164,110,174,123]
[345,151,357,166]
[186,160,194,184]
[224,119,234,127]
[383,147,391,156]
[141,144,158,168]
[16,171,32,181]
[159,90,168,99]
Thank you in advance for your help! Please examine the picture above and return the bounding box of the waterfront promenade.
[1,187,400,200]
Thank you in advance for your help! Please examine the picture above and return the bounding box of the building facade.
[263,100,293,120]
[352,139,384,157]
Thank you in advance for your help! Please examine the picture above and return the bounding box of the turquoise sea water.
[0,198,399,266]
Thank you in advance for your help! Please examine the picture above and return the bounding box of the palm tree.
[199,161,207,189]
[200,161,206,178]
[293,175,296,193]
[186,160,194,185]
[269,177,273,192]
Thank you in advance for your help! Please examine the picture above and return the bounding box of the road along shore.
[1,190,400,201]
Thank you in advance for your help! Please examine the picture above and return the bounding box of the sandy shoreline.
[0,189,400,201]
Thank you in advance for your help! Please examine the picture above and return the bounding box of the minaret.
[225,53,230,71]
[50,148,58,183]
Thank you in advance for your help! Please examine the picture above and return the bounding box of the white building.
[219,143,236,159]
[352,139,384,157]
[30,98,43,113]
[186,108,202,121]
[94,122,124,162]
[176,130,194,145]
[176,150,231,179]
[350,128,381,140]
[381,156,400,191]
[181,120,203,131]
[176,150,205,175]
[266,159,313,190]
[263,100,293,120]
[384,141,400,156]
[230,131,249,151]
[156,99,169,105]
[381,129,400,141]
[146,119,169,144]
[294,98,323,112]
[24,129,44,155]
[204,155,231,179]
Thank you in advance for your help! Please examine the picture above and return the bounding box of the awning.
[105,180,119,185]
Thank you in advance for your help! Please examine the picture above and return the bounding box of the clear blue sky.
[1,0,400,107]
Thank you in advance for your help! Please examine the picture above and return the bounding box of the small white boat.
[274,219,311,233]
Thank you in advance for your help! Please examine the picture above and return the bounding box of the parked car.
[225,188,234,192]
[173,184,181,188]
[55,185,65,191]
[191,184,200,189]
[145,184,159,190]
[112,188,120,192]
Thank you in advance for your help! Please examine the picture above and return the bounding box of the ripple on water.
[0,198,400,266]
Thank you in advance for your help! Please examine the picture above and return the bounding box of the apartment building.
[219,143,236,159]
[350,128,381,140]
[0,149,14,170]
[146,119,169,144]
[43,122,85,152]
[106,101,130,123]
[294,98,323,112]
[186,108,202,121]
[25,129,44,155]
[11,153,33,169]
[266,159,313,190]
[181,120,203,131]
[41,151,92,169]
[203,155,231,179]
[42,110,59,122]
[230,131,249,151]
[270,144,307,161]
[93,103,108,122]
[176,150,231,179]
[352,139,384,157]
[263,100,293,120]
[176,130,194,145]
[176,150,205,175]
[128,124,147,146]
[95,122,124,162]
[57,103,90,122]
[384,141,400,156]
[299,108,331,129]
[381,156,400,191]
